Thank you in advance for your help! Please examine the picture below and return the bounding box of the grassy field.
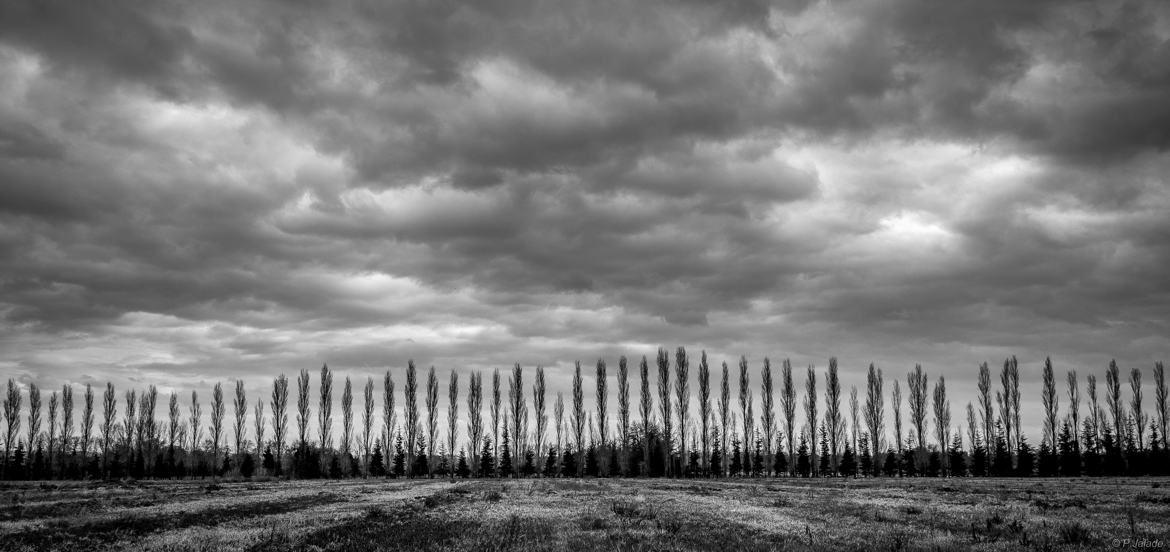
[1,477,1168,551]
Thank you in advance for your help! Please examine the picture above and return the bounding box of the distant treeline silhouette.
[2,350,1167,481]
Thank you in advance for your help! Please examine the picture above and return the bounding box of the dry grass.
[0,477,1167,551]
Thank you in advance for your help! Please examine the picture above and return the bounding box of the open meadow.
[1,477,1168,551]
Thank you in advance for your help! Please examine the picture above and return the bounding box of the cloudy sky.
[2,0,1169,443]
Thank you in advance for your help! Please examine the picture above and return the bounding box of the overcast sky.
[2,1,1169,444]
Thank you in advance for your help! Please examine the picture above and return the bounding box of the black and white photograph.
[1,0,1169,550]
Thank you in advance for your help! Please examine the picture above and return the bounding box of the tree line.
[1,350,1167,481]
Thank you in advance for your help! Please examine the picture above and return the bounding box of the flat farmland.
[2,477,1168,551]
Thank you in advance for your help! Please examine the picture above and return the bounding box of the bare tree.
[119,389,133,466]
[804,365,818,475]
[490,368,501,475]
[864,363,884,462]
[719,361,731,476]
[234,380,247,464]
[81,384,94,461]
[406,361,419,476]
[253,398,265,457]
[1155,362,1167,449]
[738,356,751,472]
[760,357,775,476]
[1067,370,1080,453]
[998,357,1020,451]
[780,359,796,475]
[1105,360,1123,445]
[467,373,484,476]
[573,361,586,476]
[698,352,711,475]
[137,386,157,471]
[362,377,374,475]
[318,364,334,461]
[966,402,979,458]
[382,371,395,459]
[211,383,225,475]
[426,366,439,477]
[617,356,631,475]
[674,348,690,477]
[168,392,180,456]
[1087,374,1102,450]
[977,362,993,451]
[447,370,458,480]
[271,374,289,470]
[1130,367,1146,451]
[533,366,547,474]
[932,376,950,470]
[508,363,525,476]
[61,384,74,463]
[553,391,564,475]
[1041,358,1058,448]
[189,391,201,468]
[638,357,652,476]
[296,370,311,448]
[48,391,59,473]
[595,361,608,468]
[849,386,860,453]
[825,358,844,474]
[341,376,353,460]
[28,383,42,460]
[101,383,115,475]
[907,364,928,453]
[657,348,672,477]
[892,380,903,454]
[3,380,20,478]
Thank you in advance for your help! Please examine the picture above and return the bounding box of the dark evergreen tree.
[774,450,788,477]
[971,443,988,478]
[457,449,470,478]
[858,446,872,477]
[881,448,898,476]
[1081,421,1101,476]
[926,450,941,477]
[1037,440,1058,477]
[328,455,343,478]
[521,449,536,477]
[260,446,274,476]
[369,445,386,477]
[499,429,512,478]
[1102,427,1123,476]
[1124,417,1142,476]
[729,437,743,476]
[710,436,722,477]
[795,435,811,477]
[1015,437,1035,477]
[560,446,576,477]
[947,435,966,477]
[31,443,45,481]
[584,445,599,477]
[992,425,1012,477]
[1057,421,1080,477]
[240,453,255,478]
[839,444,857,477]
[900,447,917,477]
[11,443,24,480]
[688,449,700,477]
[413,437,429,477]
[1148,427,1164,477]
[479,438,495,478]
[544,447,558,477]
[393,436,406,477]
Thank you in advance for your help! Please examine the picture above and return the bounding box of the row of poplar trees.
[2,349,1168,481]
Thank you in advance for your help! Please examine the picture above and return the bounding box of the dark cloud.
[0,0,1168,442]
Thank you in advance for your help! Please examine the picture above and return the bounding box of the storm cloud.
[2,0,1169,437]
